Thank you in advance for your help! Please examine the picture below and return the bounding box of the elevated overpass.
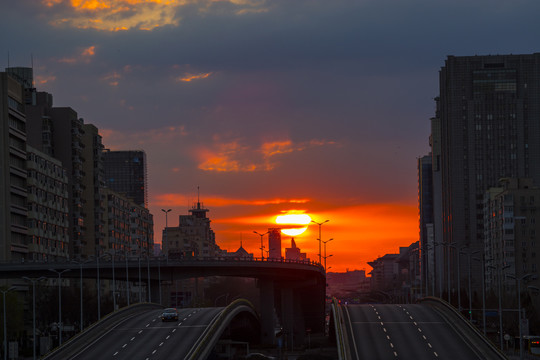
[0,257,326,346]
[42,300,260,360]
[331,297,508,360]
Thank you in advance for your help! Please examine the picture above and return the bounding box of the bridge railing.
[419,297,507,360]
[41,303,164,360]
[186,299,259,360]
[331,298,348,360]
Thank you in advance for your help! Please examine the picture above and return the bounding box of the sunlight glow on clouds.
[41,0,269,31]
[197,138,336,172]
[58,46,96,64]
[176,72,213,82]
[153,193,310,207]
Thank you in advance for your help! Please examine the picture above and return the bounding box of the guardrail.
[186,299,259,360]
[419,297,508,360]
[41,303,164,360]
[331,298,348,360]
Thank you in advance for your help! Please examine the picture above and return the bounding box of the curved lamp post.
[311,219,329,265]
[48,269,70,346]
[22,277,45,360]
[322,238,334,272]
[1,287,15,360]
[253,231,269,260]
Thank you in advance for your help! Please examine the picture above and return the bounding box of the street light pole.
[506,273,533,360]
[22,277,45,360]
[322,238,334,273]
[1,287,15,360]
[311,219,329,265]
[253,231,269,260]
[48,269,70,346]
[161,209,171,259]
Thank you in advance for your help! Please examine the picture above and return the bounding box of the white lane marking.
[423,335,426,340]
[152,350,157,354]
[172,329,176,333]
[428,343,432,348]
[166,335,170,340]
[122,344,127,348]
[418,328,422,332]
[146,324,150,327]
[113,352,118,356]
[159,342,164,347]
[434,352,439,357]
[383,328,387,332]
[138,330,143,334]
[390,343,394,348]
[131,337,135,341]
[380,322,384,326]
[394,351,398,357]
[343,306,361,360]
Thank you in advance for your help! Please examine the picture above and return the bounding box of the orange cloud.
[58,45,96,64]
[35,75,57,85]
[41,0,270,31]
[196,138,337,172]
[101,71,121,86]
[177,72,212,82]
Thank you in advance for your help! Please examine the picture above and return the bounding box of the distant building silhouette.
[162,198,218,258]
[285,238,307,261]
[268,228,282,259]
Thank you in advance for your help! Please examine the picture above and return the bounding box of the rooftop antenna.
[197,186,201,209]
[31,53,35,87]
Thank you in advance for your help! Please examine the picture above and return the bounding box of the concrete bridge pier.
[259,278,275,345]
[280,286,306,350]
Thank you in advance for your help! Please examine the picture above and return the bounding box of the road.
[343,304,482,360]
[69,307,223,360]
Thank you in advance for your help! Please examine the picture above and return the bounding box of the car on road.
[161,308,178,322]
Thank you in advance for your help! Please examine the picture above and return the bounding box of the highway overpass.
[0,257,326,346]
[331,297,508,360]
[42,300,260,360]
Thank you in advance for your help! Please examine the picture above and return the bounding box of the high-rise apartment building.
[0,71,28,261]
[26,146,70,261]
[81,124,106,257]
[103,150,148,208]
[430,53,540,291]
[484,178,540,293]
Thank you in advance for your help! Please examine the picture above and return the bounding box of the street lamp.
[48,269,70,346]
[323,254,333,273]
[161,209,172,259]
[1,286,15,360]
[22,277,45,360]
[506,272,533,360]
[253,231,269,260]
[461,249,480,321]
[322,238,334,272]
[311,219,329,265]
[473,255,486,335]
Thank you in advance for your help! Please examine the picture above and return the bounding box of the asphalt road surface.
[343,304,483,360]
[69,307,223,360]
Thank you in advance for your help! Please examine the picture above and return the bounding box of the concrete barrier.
[41,303,164,360]
[419,297,507,360]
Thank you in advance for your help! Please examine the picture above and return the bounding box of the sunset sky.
[2,0,540,272]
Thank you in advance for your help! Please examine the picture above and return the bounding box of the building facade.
[430,53,540,291]
[162,201,217,258]
[103,150,148,208]
[484,178,540,293]
[0,71,28,261]
[26,146,70,261]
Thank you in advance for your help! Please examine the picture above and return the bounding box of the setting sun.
[275,213,311,236]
